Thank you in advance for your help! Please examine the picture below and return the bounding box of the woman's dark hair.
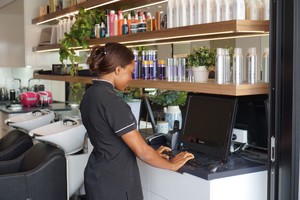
[87,42,134,75]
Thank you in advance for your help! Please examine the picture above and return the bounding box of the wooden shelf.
[33,74,268,96]
[33,20,269,52]
[32,0,166,25]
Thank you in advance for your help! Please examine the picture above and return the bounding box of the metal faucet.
[11,78,22,90]
[28,78,40,91]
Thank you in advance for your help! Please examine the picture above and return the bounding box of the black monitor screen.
[182,93,237,159]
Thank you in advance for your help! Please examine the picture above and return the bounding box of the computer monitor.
[181,93,238,160]
[234,95,268,149]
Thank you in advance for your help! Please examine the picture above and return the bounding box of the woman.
[80,42,194,200]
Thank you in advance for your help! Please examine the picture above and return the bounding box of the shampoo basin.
[29,118,87,155]
[5,109,55,132]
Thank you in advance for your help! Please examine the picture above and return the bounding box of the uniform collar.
[92,79,114,88]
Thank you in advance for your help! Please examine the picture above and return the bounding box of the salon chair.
[0,142,67,200]
[0,129,33,161]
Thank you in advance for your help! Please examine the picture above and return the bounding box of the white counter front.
[137,159,267,200]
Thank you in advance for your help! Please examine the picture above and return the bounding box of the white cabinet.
[138,159,267,200]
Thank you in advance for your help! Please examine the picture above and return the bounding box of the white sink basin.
[5,109,55,132]
[29,118,87,154]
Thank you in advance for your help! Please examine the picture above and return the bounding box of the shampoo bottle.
[189,0,197,25]
[233,0,245,20]
[204,0,214,23]
[196,0,204,24]
[181,0,190,26]
[222,0,233,21]
[167,0,175,28]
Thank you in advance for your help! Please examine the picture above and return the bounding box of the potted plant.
[187,46,215,82]
[59,8,104,103]
[149,90,187,130]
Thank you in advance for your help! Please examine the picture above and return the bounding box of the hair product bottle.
[215,48,226,84]
[196,0,204,24]
[233,48,243,84]
[262,47,269,82]
[189,0,197,25]
[247,47,258,84]
[167,0,175,28]
[222,0,233,21]
[214,0,223,22]
[181,0,190,26]
[174,0,181,27]
[233,0,245,20]
[204,0,214,23]
[109,10,115,36]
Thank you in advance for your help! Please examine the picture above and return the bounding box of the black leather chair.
[0,129,33,161]
[0,142,67,200]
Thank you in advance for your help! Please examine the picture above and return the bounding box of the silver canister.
[247,47,258,84]
[177,58,186,82]
[233,48,243,84]
[224,49,231,83]
[167,58,174,81]
[215,48,225,84]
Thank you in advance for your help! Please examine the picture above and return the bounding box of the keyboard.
[186,155,219,168]
[163,150,220,168]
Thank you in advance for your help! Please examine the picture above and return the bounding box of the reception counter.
[138,156,267,200]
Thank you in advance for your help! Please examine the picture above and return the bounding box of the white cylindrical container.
[215,48,226,84]
[181,0,190,26]
[247,0,259,20]
[214,0,223,22]
[224,48,231,83]
[178,58,186,81]
[233,48,244,84]
[204,0,214,23]
[173,58,178,81]
[222,0,233,21]
[167,58,174,81]
[174,0,181,27]
[247,47,258,84]
[262,47,269,82]
[196,0,204,24]
[263,0,270,20]
[189,0,197,25]
[233,0,245,20]
[167,0,175,28]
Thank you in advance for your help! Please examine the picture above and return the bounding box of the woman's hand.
[156,146,172,159]
[170,151,194,171]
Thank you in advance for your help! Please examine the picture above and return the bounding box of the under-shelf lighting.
[122,0,168,12]
[85,0,120,10]
[35,32,269,53]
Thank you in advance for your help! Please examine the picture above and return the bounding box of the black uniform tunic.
[80,80,143,200]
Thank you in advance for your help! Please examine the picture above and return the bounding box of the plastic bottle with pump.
[222,0,233,21]
[247,47,258,84]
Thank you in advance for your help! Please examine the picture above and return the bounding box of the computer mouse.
[207,164,219,173]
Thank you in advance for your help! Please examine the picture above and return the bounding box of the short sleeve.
[105,97,137,137]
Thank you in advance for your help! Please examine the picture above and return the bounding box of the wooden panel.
[33,75,268,96]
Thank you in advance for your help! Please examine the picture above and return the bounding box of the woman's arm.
[121,129,194,171]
